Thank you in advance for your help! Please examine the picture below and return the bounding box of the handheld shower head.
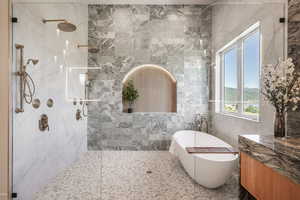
[27,59,39,65]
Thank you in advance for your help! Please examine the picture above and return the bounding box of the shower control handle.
[15,108,24,113]
[39,114,49,131]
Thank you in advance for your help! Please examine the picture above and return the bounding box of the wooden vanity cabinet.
[240,152,300,200]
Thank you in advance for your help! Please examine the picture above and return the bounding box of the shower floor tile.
[34,151,239,200]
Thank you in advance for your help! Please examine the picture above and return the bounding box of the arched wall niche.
[122,65,177,113]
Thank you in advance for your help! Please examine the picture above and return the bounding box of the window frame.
[216,22,261,121]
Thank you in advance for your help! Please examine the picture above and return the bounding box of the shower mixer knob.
[15,108,24,113]
[39,114,49,131]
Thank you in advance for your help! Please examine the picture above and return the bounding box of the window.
[224,46,238,113]
[217,22,260,121]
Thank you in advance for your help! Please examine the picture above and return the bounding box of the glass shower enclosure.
[10,1,287,200]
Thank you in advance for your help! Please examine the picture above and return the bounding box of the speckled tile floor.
[35,151,239,200]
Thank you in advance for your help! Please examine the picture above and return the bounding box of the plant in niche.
[122,80,139,113]
[262,58,300,137]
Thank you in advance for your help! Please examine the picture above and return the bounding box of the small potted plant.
[122,80,139,113]
[262,58,300,137]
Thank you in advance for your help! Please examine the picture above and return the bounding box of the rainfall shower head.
[42,19,77,32]
[77,45,100,53]
[57,21,77,32]
[26,59,39,65]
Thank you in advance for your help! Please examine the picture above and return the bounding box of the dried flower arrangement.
[262,58,300,137]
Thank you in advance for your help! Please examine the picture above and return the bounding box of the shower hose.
[22,71,36,104]
[82,102,88,117]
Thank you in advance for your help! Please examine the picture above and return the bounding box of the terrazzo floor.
[35,151,239,200]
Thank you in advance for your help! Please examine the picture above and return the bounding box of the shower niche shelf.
[122,65,177,113]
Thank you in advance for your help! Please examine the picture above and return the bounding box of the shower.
[42,19,77,32]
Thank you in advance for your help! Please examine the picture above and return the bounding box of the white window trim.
[215,21,261,122]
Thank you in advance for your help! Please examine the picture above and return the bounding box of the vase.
[274,111,286,137]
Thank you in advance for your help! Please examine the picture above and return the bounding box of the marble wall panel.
[88,5,211,150]
[287,0,300,136]
[210,1,286,147]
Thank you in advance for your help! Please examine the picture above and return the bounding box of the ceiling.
[13,0,218,5]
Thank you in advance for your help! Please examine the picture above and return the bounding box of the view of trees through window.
[224,47,238,113]
[221,26,260,119]
[243,31,260,115]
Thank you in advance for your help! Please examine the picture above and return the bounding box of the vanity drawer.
[240,152,300,200]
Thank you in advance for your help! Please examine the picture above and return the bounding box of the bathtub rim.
[172,130,239,162]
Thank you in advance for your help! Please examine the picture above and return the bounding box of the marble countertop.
[240,135,300,160]
[239,134,300,185]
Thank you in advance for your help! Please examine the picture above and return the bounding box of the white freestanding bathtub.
[169,130,238,188]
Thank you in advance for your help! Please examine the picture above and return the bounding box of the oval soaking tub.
[169,130,238,188]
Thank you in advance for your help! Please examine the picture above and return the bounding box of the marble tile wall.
[87,5,211,150]
[210,1,286,147]
[12,3,88,200]
[287,0,300,136]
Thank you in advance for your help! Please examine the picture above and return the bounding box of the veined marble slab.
[87,4,211,150]
[239,135,300,185]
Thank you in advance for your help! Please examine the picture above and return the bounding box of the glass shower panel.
[12,2,90,200]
